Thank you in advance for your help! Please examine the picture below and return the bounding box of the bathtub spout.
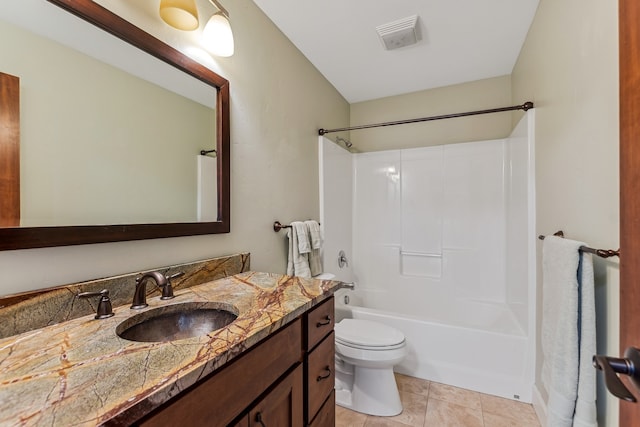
[341,282,356,290]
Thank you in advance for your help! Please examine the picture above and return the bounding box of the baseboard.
[532,384,547,426]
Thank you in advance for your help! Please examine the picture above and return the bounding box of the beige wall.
[348,75,512,152]
[0,0,349,295]
[511,0,619,425]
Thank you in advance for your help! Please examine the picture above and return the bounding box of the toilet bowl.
[334,318,407,416]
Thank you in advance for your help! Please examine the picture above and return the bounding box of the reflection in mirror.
[2,19,217,226]
[0,0,230,249]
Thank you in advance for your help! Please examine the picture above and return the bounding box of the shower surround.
[320,112,536,401]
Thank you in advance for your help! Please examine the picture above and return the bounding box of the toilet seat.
[335,319,405,350]
[336,338,405,351]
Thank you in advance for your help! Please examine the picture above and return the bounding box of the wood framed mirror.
[0,0,230,250]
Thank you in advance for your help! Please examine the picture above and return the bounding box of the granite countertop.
[0,271,341,426]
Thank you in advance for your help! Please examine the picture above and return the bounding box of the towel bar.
[538,231,619,259]
[273,220,320,232]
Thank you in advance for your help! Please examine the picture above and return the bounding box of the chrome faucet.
[341,281,356,290]
[131,271,184,309]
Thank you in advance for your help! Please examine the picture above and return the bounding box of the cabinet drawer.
[309,391,335,427]
[306,297,334,350]
[307,331,335,420]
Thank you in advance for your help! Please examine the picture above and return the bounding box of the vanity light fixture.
[202,0,235,57]
[159,0,200,31]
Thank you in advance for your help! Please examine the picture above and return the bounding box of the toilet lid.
[335,319,405,348]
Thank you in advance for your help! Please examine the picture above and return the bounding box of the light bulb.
[202,13,234,57]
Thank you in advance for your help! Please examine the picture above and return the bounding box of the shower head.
[336,136,353,148]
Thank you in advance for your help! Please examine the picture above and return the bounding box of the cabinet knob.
[255,412,267,427]
[316,315,331,327]
[317,365,332,382]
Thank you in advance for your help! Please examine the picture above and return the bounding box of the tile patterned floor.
[335,374,541,427]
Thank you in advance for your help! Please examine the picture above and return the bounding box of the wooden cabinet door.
[249,365,304,427]
[309,391,335,427]
[306,332,335,420]
[620,0,640,423]
[232,415,249,427]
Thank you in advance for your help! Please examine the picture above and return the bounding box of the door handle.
[593,346,640,402]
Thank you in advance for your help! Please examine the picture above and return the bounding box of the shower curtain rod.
[318,101,534,136]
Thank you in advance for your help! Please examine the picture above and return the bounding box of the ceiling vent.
[376,15,419,51]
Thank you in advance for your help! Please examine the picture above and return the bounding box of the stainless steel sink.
[116,302,238,342]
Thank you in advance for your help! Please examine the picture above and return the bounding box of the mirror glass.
[0,0,230,249]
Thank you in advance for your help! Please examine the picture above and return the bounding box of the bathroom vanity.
[139,297,336,426]
[0,255,341,426]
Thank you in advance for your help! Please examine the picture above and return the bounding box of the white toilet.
[334,318,407,416]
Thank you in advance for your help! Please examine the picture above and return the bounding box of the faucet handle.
[159,271,184,300]
[165,271,185,281]
[77,289,114,319]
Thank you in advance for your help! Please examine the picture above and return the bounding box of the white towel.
[573,249,597,427]
[305,220,323,277]
[305,220,322,250]
[286,222,311,277]
[542,236,596,427]
[294,221,311,254]
[197,155,218,221]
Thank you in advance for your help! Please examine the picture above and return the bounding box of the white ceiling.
[252,0,540,103]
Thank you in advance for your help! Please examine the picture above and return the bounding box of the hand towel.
[286,222,311,278]
[542,236,596,427]
[294,221,311,254]
[305,220,322,250]
[305,220,323,277]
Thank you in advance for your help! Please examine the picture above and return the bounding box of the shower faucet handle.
[338,250,349,268]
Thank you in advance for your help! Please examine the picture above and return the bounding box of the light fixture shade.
[160,0,199,31]
[202,13,234,57]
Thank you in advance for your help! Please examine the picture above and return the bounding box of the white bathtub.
[334,289,535,402]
